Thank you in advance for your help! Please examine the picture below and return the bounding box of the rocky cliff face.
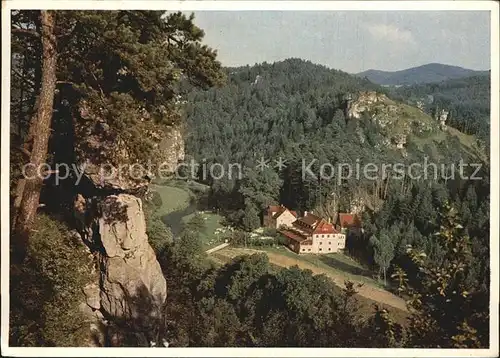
[73,116,185,345]
[98,194,167,326]
[346,91,389,119]
[344,90,440,150]
[158,127,185,174]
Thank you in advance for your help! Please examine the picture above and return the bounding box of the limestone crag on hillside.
[344,90,440,150]
[345,91,390,119]
[159,127,185,174]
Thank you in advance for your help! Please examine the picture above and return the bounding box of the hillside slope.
[356,63,489,86]
[187,59,483,164]
[212,246,408,316]
[186,59,485,217]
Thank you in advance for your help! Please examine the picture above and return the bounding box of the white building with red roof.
[279,211,346,254]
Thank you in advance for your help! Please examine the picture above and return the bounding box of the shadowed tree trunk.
[15,10,57,256]
[13,96,40,213]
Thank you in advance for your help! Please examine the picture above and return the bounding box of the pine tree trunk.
[13,96,40,217]
[15,10,57,254]
[383,176,390,199]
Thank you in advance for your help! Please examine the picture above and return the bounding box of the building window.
[319,248,322,251]
[328,248,331,251]
[302,248,305,252]
[308,249,311,252]
[328,242,331,245]
[319,242,322,245]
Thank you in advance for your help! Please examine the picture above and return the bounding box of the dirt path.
[214,247,408,312]
[205,242,230,254]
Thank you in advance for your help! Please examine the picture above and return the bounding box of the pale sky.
[190,11,491,73]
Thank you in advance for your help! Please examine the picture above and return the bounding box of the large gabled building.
[279,211,346,254]
[263,205,298,229]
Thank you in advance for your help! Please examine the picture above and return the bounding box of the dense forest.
[183,58,490,347]
[185,60,489,266]
[390,75,490,140]
[156,203,489,347]
[8,10,491,349]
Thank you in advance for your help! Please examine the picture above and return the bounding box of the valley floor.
[152,180,409,323]
[210,246,409,323]
[151,181,227,250]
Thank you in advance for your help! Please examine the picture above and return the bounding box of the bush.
[262,227,278,237]
[274,235,288,246]
[248,238,274,247]
[183,213,206,232]
[147,215,173,253]
[10,214,95,346]
[144,206,172,253]
[149,190,163,208]
[231,230,250,246]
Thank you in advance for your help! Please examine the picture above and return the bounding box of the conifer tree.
[11,10,225,252]
[392,203,489,347]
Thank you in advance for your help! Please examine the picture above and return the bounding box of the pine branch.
[12,28,40,38]
[12,69,36,88]
[56,80,78,87]
[15,146,32,158]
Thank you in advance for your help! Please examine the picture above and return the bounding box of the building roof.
[267,205,297,219]
[336,213,362,228]
[293,213,337,234]
[267,205,281,216]
[313,219,337,234]
[279,229,308,243]
[299,213,322,227]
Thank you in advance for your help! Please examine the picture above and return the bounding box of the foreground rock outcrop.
[76,190,168,345]
[73,113,185,345]
[75,180,172,344]
[98,194,167,326]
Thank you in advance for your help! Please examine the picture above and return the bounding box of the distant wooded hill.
[185,58,486,218]
[389,74,490,139]
[356,63,490,86]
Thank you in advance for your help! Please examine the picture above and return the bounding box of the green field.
[151,183,192,215]
[150,179,211,216]
[182,211,226,250]
[150,181,224,250]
